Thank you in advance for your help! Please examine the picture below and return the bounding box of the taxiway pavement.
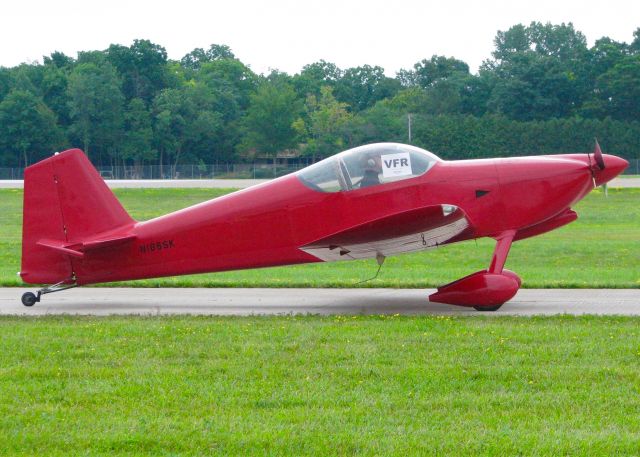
[1,288,638,316]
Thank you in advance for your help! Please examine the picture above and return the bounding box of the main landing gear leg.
[21,281,77,307]
[429,230,521,311]
[473,230,519,312]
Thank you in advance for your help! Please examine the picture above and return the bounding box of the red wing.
[300,204,472,261]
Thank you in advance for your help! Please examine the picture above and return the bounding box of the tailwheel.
[20,280,77,306]
[473,304,503,312]
[21,292,39,307]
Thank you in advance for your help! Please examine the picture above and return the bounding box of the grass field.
[0,315,639,456]
[0,188,638,288]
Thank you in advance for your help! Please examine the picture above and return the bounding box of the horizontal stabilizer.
[36,239,84,259]
[80,234,137,251]
[36,234,136,259]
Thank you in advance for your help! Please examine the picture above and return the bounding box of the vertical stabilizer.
[21,149,134,284]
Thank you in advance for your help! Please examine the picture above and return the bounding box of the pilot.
[359,155,381,188]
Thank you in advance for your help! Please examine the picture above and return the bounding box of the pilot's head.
[363,155,381,171]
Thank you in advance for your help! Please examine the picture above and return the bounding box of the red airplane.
[20,142,627,310]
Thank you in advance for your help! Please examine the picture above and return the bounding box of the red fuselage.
[68,152,627,286]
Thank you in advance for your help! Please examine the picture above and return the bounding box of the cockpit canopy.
[297,143,440,192]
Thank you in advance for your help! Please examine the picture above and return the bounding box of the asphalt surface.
[612,177,640,188]
[1,177,638,189]
[1,288,638,316]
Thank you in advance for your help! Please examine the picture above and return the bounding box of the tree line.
[1,21,639,169]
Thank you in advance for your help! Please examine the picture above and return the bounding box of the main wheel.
[21,292,37,307]
[473,304,503,312]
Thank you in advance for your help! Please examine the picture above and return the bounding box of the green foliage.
[486,22,593,120]
[240,79,302,156]
[67,60,124,161]
[348,102,406,145]
[0,90,63,166]
[397,55,470,88]
[107,39,168,104]
[587,37,628,79]
[151,88,191,169]
[0,67,13,102]
[292,60,341,98]
[492,21,588,62]
[632,27,640,52]
[197,58,256,112]
[122,98,155,164]
[180,44,235,71]
[411,115,640,159]
[301,86,352,158]
[486,53,582,120]
[41,59,72,128]
[1,23,640,168]
[590,56,640,120]
[334,64,401,111]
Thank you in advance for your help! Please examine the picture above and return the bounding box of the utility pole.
[407,113,412,143]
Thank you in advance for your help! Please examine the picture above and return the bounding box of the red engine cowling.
[429,270,521,307]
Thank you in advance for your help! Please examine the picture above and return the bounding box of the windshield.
[297,143,439,192]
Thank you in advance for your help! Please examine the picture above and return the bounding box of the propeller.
[593,139,606,170]
[587,139,606,188]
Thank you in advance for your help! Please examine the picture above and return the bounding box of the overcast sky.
[3,0,639,75]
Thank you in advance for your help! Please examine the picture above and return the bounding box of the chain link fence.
[0,162,313,180]
[1,158,639,180]
[92,163,313,180]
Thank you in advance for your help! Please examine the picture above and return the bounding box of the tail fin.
[21,149,135,284]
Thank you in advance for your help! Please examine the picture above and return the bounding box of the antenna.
[356,253,386,284]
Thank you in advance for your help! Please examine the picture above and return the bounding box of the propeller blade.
[594,139,605,170]
[587,145,596,188]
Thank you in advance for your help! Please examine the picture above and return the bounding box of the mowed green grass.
[0,187,638,288]
[1,315,640,456]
